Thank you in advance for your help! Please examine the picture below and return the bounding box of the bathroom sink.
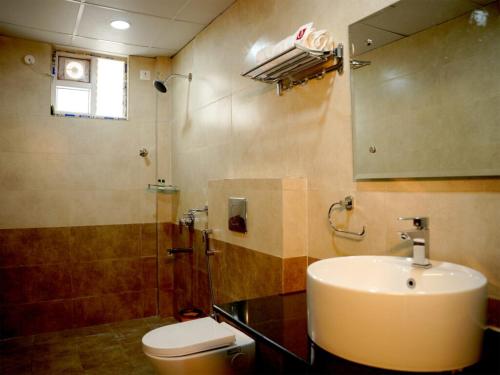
[307,256,487,372]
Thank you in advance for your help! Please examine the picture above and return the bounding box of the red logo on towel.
[296,28,306,40]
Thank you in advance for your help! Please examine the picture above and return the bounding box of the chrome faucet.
[398,217,431,268]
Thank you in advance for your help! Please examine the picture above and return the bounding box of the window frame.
[51,50,128,120]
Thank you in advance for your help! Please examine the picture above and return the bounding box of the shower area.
[0,39,185,340]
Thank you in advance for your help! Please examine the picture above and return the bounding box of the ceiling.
[0,0,235,57]
[350,0,495,56]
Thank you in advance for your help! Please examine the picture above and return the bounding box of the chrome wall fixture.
[350,59,371,69]
[154,73,192,93]
[328,196,366,238]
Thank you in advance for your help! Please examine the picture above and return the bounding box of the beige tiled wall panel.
[282,179,308,258]
[170,0,500,299]
[208,179,283,257]
[0,36,174,228]
[207,178,307,258]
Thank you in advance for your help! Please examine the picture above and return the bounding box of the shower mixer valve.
[178,206,209,232]
[179,211,195,230]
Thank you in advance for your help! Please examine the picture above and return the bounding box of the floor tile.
[77,332,121,353]
[31,352,83,374]
[79,344,128,370]
[0,316,177,374]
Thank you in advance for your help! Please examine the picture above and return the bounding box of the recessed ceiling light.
[110,20,130,30]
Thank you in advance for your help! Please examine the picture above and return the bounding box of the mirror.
[350,0,499,179]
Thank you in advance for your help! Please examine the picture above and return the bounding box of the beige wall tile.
[207,178,283,257]
[282,188,307,258]
[0,37,172,229]
[128,57,156,122]
[207,178,307,258]
[0,36,52,117]
[168,0,499,298]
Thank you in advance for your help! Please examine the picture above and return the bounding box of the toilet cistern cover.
[142,317,236,357]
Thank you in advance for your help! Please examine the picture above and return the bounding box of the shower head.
[154,73,192,93]
[154,80,167,93]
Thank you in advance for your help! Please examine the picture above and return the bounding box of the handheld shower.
[153,72,192,93]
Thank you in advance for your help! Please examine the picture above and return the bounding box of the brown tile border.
[0,223,175,338]
[3,222,497,339]
[282,257,307,293]
[487,298,500,328]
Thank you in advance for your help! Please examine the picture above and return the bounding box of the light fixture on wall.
[110,20,130,30]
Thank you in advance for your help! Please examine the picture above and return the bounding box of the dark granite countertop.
[215,292,309,364]
[214,292,499,374]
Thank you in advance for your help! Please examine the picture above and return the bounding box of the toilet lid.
[142,317,236,357]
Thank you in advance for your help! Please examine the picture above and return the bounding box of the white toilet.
[142,317,255,375]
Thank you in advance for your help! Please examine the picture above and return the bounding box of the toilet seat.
[142,317,236,358]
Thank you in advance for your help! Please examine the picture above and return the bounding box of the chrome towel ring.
[328,196,366,238]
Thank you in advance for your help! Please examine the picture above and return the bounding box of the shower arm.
[163,73,192,84]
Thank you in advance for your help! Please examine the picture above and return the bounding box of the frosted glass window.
[95,58,125,118]
[55,86,90,114]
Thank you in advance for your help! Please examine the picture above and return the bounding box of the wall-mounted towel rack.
[242,43,343,96]
[328,196,366,238]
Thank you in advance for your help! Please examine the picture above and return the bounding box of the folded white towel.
[255,24,334,65]
[303,29,334,51]
[256,22,314,64]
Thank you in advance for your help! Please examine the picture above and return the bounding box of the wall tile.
[0,37,172,230]
[282,188,308,258]
[142,288,158,317]
[282,257,307,294]
[158,257,174,291]
[69,224,141,262]
[30,264,73,303]
[72,296,109,327]
[0,223,174,338]
[0,267,30,304]
[487,298,500,328]
[104,292,144,322]
[159,290,175,317]
[0,227,70,267]
[168,0,500,305]
[140,223,157,257]
[142,257,158,290]
[158,222,174,251]
[71,261,107,297]
[212,238,282,302]
[0,301,73,338]
[0,264,71,305]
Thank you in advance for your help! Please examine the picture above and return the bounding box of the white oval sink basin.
[307,256,487,372]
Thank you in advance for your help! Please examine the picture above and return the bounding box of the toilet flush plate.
[228,197,247,233]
